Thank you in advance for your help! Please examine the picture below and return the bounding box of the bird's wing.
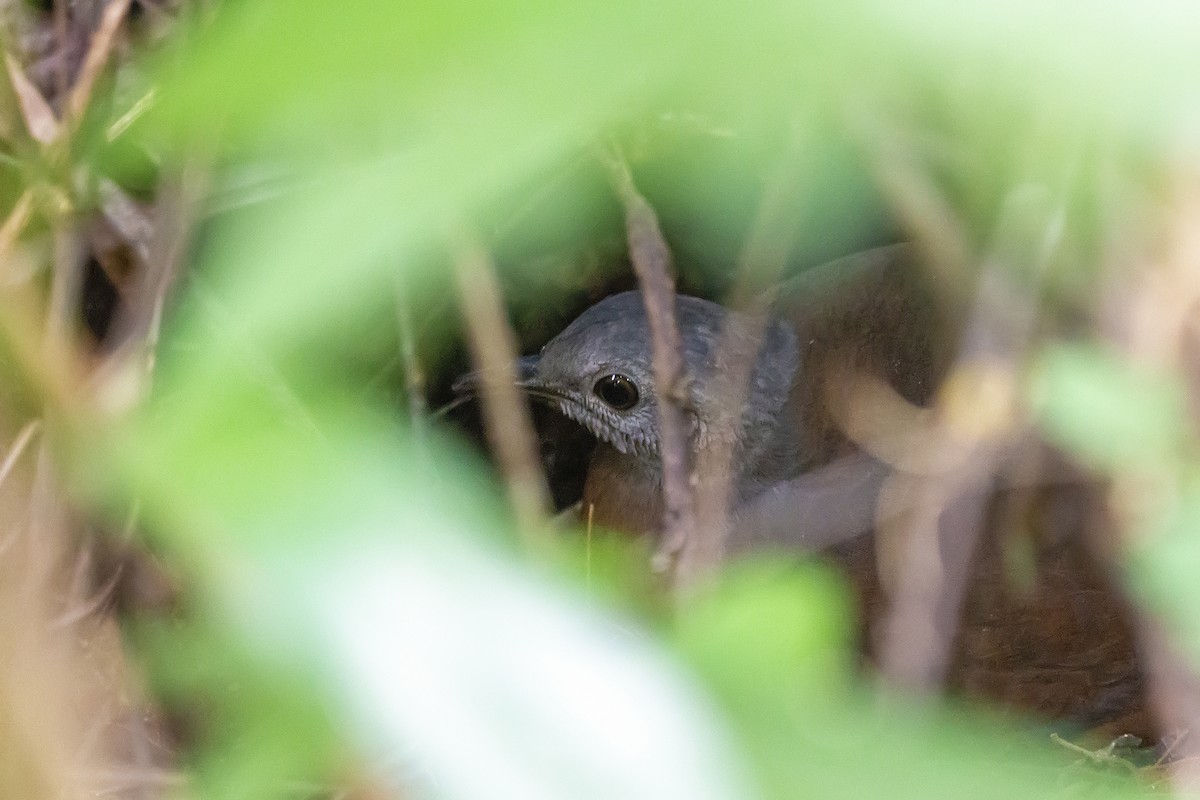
[770,242,951,472]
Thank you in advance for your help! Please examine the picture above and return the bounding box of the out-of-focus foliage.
[1035,343,1200,667]
[4,0,1193,797]
[1033,345,1190,475]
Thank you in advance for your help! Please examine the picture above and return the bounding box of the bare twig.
[450,234,551,546]
[0,420,43,561]
[732,452,890,554]
[600,143,696,579]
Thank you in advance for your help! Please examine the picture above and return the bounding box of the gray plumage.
[454,243,943,541]
[514,290,801,501]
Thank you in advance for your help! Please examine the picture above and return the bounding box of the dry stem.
[601,144,697,580]
[451,234,552,546]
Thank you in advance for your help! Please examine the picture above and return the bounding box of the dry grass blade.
[64,0,133,130]
[0,420,42,560]
[0,283,82,415]
[601,143,696,580]
[106,88,157,142]
[97,179,155,265]
[451,234,552,546]
[4,54,61,145]
[0,420,43,492]
[87,766,185,797]
[46,228,85,352]
[0,191,35,266]
[51,563,124,629]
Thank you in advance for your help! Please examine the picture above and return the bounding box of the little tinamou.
[510,243,942,543]
[454,243,1151,741]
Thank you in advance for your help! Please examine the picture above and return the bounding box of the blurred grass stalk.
[0,419,149,798]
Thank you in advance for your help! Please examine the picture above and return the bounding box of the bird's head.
[457,291,799,468]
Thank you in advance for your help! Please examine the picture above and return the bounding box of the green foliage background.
[8,0,1200,797]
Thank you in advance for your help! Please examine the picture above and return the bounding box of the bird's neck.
[581,443,664,537]
[721,405,803,504]
[582,404,803,536]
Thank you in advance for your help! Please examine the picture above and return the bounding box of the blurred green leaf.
[89,385,758,799]
[1031,344,1189,473]
[674,560,852,704]
[135,619,342,800]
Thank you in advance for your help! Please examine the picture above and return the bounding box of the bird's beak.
[515,354,540,385]
[451,354,541,395]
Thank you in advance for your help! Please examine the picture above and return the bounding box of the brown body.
[581,245,1150,739]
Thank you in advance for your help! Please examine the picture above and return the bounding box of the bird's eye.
[593,374,639,410]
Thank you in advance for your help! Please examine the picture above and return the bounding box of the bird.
[505,244,945,542]
[455,244,1151,742]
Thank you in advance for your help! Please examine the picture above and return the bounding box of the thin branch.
[600,143,696,579]
[0,420,44,561]
[732,452,891,554]
[450,234,552,547]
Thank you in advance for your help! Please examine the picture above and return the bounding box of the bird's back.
[771,243,950,473]
[745,244,1149,740]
